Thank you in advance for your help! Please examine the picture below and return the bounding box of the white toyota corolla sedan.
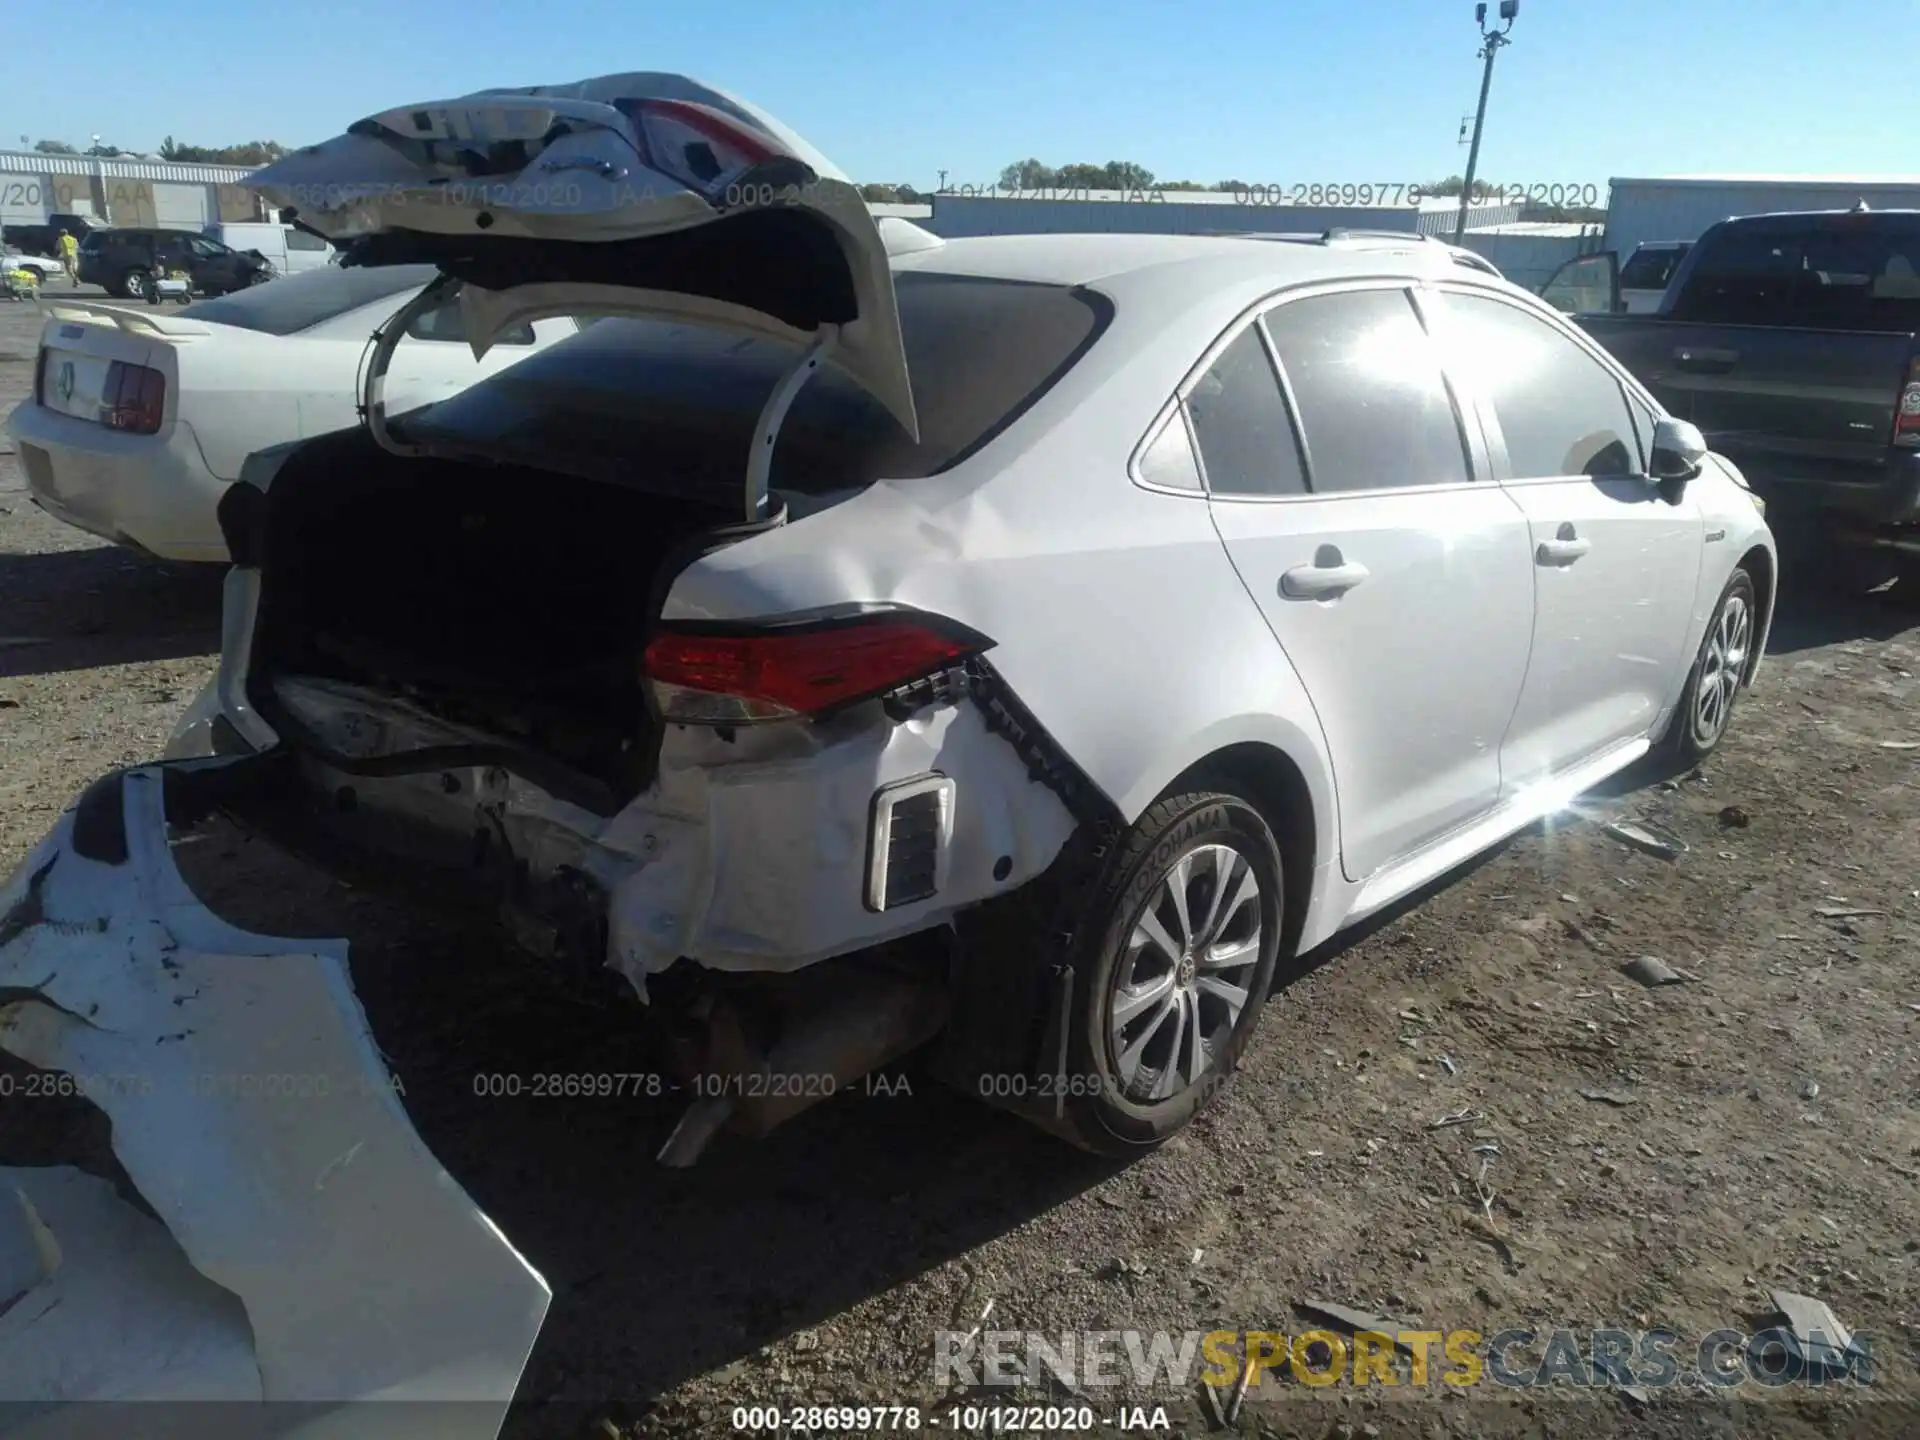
[0,72,1776,1432]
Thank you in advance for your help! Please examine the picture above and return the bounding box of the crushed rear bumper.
[0,761,550,1439]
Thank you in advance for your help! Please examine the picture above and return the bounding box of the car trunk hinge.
[746,324,838,522]
[361,270,463,458]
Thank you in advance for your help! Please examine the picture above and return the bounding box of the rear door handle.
[1536,536,1591,565]
[1280,560,1370,598]
[1674,346,1739,374]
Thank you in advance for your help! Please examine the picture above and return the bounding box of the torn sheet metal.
[244,672,1076,994]
[0,764,550,1438]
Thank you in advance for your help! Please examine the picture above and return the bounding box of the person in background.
[57,228,78,285]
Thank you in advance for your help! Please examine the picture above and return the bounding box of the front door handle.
[1537,534,1592,565]
[1280,559,1370,598]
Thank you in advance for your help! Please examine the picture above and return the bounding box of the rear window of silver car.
[179,264,439,335]
[397,272,1112,490]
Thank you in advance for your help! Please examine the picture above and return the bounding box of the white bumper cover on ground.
[0,764,550,1439]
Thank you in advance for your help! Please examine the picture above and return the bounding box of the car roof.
[890,231,1510,303]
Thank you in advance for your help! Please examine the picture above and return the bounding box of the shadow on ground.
[0,544,223,676]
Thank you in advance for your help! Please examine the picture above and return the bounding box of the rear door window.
[285,227,330,252]
[1261,288,1471,493]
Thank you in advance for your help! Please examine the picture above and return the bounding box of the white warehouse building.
[0,149,265,232]
[1603,174,1920,262]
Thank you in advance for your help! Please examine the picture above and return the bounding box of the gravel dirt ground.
[2,292,1917,1440]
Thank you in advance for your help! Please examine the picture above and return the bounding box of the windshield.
[399,271,1111,492]
[179,263,438,336]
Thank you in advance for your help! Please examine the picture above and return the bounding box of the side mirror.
[1648,417,1707,483]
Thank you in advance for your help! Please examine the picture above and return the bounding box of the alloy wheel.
[1107,841,1264,1103]
[1694,590,1751,746]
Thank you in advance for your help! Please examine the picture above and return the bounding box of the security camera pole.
[1454,0,1519,245]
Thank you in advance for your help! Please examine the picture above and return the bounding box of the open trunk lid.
[245,72,917,440]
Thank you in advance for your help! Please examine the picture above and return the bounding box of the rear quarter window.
[399,272,1112,492]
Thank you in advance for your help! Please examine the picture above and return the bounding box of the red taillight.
[643,613,989,725]
[1895,358,1920,449]
[101,360,165,435]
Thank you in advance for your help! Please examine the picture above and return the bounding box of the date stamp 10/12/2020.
[269,176,1604,215]
[937,180,1603,210]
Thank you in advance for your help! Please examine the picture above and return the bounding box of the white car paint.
[0,73,1778,1434]
[201,229,1775,985]
[2,251,62,283]
[0,770,549,1436]
[5,271,576,561]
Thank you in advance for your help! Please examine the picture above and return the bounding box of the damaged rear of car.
[2,72,1156,1434]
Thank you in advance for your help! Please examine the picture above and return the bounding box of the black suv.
[76,227,271,299]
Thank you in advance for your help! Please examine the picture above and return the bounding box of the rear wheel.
[121,267,151,300]
[1050,789,1282,1155]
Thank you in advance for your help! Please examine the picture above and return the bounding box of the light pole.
[1454,0,1518,245]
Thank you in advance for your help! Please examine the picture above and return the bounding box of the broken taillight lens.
[100,360,165,435]
[644,612,991,725]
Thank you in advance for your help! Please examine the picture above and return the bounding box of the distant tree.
[995,158,1160,193]
[33,138,76,154]
[219,141,285,166]
[1429,175,1512,202]
[84,143,121,157]
[1211,179,1249,192]
[158,137,286,166]
[998,158,1056,191]
[1158,180,1206,192]
[160,137,214,162]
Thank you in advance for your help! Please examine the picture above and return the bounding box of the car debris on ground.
[1620,954,1693,987]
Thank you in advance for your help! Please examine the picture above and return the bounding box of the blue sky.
[16,0,1900,188]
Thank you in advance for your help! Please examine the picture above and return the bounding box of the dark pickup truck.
[1542,208,1920,592]
[1,212,105,258]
